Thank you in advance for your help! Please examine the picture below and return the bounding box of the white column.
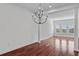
[53,21,55,35]
[53,21,56,48]
[38,24,40,43]
[74,7,79,51]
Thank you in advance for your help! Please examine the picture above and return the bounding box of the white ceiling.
[15,3,79,13]
[12,3,79,20]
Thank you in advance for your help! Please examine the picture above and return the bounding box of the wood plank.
[0,36,74,56]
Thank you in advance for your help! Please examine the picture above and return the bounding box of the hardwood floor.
[1,36,74,56]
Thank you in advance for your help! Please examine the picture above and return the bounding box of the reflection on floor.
[1,36,74,56]
[55,38,74,56]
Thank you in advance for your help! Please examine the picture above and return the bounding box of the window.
[62,29,67,33]
[69,28,74,33]
[56,29,60,32]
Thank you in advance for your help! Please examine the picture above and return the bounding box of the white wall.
[40,18,53,40]
[0,4,53,54]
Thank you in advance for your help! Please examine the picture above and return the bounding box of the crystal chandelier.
[32,7,48,24]
[32,4,48,43]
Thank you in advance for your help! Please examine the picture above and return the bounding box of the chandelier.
[32,4,48,43]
